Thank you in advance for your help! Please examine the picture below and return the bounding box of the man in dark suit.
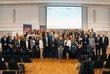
[95,34,102,55]
[82,34,89,54]
[102,34,109,55]
[49,35,57,58]
[43,33,50,58]
[1,34,8,55]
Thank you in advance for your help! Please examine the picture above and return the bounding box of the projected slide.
[47,7,82,29]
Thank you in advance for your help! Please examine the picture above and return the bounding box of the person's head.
[102,33,105,37]
[69,35,73,40]
[88,29,90,32]
[16,33,18,36]
[84,34,87,38]
[4,34,6,37]
[7,33,11,37]
[97,34,100,37]
[15,36,18,40]
[91,28,94,32]
[59,37,63,41]
[66,37,69,40]
[72,37,75,41]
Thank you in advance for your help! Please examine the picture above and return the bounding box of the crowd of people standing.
[0,28,109,59]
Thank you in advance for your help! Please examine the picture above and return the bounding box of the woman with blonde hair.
[39,36,44,59]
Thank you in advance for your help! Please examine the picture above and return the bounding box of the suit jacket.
[83,37,89,46]
[95,37,102,48]
[49,38,57,49]
[102,36,109,48]
[43,37,50,47]
[20,40,26,49]
[1,37,7,48]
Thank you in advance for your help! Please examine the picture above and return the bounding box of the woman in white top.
[64,37,71,59]
[39,37,44,59]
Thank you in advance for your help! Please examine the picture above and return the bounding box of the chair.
[99,55,107,61]
[22,55,32,63]
[13,55,21,62]
[94,60,104,69]
[0,61,7,70]
[91,55,99,61]
[8,61,18,70]
[79,60,94,74]
[2,71,16,74]
[103,71,110,74]
[104,60,110,69]
[94,60,104,74]
[4,55,12,62]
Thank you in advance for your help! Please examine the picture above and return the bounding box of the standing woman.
[39,36,44,59]
[64,37,71,59]
[57,37,64,59]
[20,36,26,55]
[71,36,76,54]
[76,35,83,59]
[14,37,20,55]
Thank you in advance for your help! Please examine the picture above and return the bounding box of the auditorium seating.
[103,71,110,74]
[13,55,21,62]
[104,60,110,69]
[2,71,16,74]
[0,61,7,70]
[8,61,18,70]
[99,55,107,61]
[22,55,32,63]
[4,55,12,62]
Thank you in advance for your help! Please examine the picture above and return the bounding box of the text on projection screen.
[47,7,82,29]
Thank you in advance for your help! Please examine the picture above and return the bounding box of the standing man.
[82,34,89,54]
[43,33,50,58]
[91,28,96,39]
[1,34,8,55]
[49,35,57,58]
[95,34,102,55]
[102,34,109,55]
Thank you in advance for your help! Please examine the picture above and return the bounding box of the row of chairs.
[0,55,32,63]
[1,71,16,74]
[0,61,18,70]
[79,55,110,74]
[94,60,110,69]
[90,54,110,61]
[103,71,110,74]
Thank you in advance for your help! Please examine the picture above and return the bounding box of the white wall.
[0,5,40,36]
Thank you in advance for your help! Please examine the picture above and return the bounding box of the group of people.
[0,28,109,59]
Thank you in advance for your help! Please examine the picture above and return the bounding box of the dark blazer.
[1,37,7,48]
[102,36,109,48]
[95,37,102,48]
[43,37,50,47]
[20,40,26,49]
[83,37,89,46]
[49,38,57,49]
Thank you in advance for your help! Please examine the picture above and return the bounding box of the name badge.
[60,46,62,47]
[97,43,99,45]
[85,42,87,43]
[72,45,74,47]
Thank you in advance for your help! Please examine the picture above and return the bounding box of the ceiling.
[0,0,110,5]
